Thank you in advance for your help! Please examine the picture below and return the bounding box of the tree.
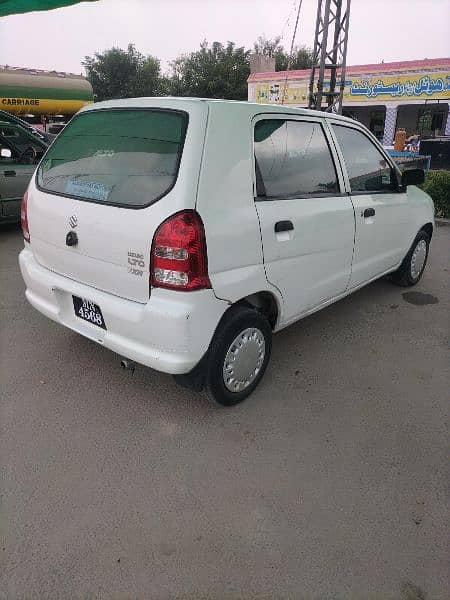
[82,38,314,103]
[253,35,281,58]
[253,35,314,71]
[167,41,250,100]
[82,44,161,101]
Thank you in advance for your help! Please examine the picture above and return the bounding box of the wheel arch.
[420,222,433,239]
[174,290,279,393]
[234,290,280,330]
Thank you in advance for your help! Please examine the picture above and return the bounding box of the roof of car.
[0,119,34,131]
[80,96,355,124]
[0,120,28,130]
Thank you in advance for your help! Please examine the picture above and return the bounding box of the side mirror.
[1,147,12,159]
[401,168,425,187]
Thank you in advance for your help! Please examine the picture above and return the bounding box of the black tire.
[390,230,430,287]
[206,305,272,406]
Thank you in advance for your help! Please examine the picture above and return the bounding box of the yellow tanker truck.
[0,66,94,116]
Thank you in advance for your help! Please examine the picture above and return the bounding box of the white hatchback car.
[19,98,434,405]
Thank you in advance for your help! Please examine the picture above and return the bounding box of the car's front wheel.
[390,230,430,287]
[206,305,272,406]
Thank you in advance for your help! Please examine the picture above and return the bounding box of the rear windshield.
[37,109,188,207]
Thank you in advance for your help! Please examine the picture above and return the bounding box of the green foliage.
[82,44,161,101]
[167,41,250,100]
[253,35,314,71]
[421,170,450,218]
[82,37,314,103]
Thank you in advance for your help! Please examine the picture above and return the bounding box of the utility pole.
[281,0,303,104]
[308,0,351,113]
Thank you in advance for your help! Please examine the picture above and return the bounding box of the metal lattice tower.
[308,0,351,113]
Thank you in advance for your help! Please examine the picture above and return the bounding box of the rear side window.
[254,119,339,199]
[37,109,188,207]
[333,124,396,193]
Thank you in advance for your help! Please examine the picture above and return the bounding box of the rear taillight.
[151,210,211,291]
[21,190,30,242]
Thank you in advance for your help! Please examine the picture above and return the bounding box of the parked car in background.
[19,98,434,405]
[0,110,55,145]
[47,122,66,135]
[0,121,48,223]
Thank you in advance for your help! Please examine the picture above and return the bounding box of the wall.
[248,58,450,107]
[247,58,450,145]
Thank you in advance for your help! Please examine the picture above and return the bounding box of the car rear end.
[19,98,229,374]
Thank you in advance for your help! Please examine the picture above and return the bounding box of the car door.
[0,140,37,219]
[329,122,411,289]
[253,115,355,325]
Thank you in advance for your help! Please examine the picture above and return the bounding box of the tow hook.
[120,358,136,373]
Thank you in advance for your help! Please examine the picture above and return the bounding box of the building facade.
[248,58,450,145]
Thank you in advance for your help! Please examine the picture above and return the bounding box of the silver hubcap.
[410,239,427,279]
[223,328,265,393]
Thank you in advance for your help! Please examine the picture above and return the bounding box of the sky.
[0,0,449,75]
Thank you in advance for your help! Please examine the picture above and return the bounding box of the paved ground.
[1,223,449,599]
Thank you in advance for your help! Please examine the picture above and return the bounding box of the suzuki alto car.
[19,98,434,405]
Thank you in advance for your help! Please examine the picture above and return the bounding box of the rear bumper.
[19,247,229,374]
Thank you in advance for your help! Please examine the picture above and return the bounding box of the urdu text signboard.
[255,71,450,105]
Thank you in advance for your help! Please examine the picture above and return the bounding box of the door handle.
[363,207,375,218]
[3,170,16,177]
[274,220,294,233]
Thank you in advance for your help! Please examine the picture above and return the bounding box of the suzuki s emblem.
[69,215,78,228]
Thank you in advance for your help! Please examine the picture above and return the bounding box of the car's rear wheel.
[206,305,272,406]
[390,230,430,287]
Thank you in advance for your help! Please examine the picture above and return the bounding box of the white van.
[19,98,434,405]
